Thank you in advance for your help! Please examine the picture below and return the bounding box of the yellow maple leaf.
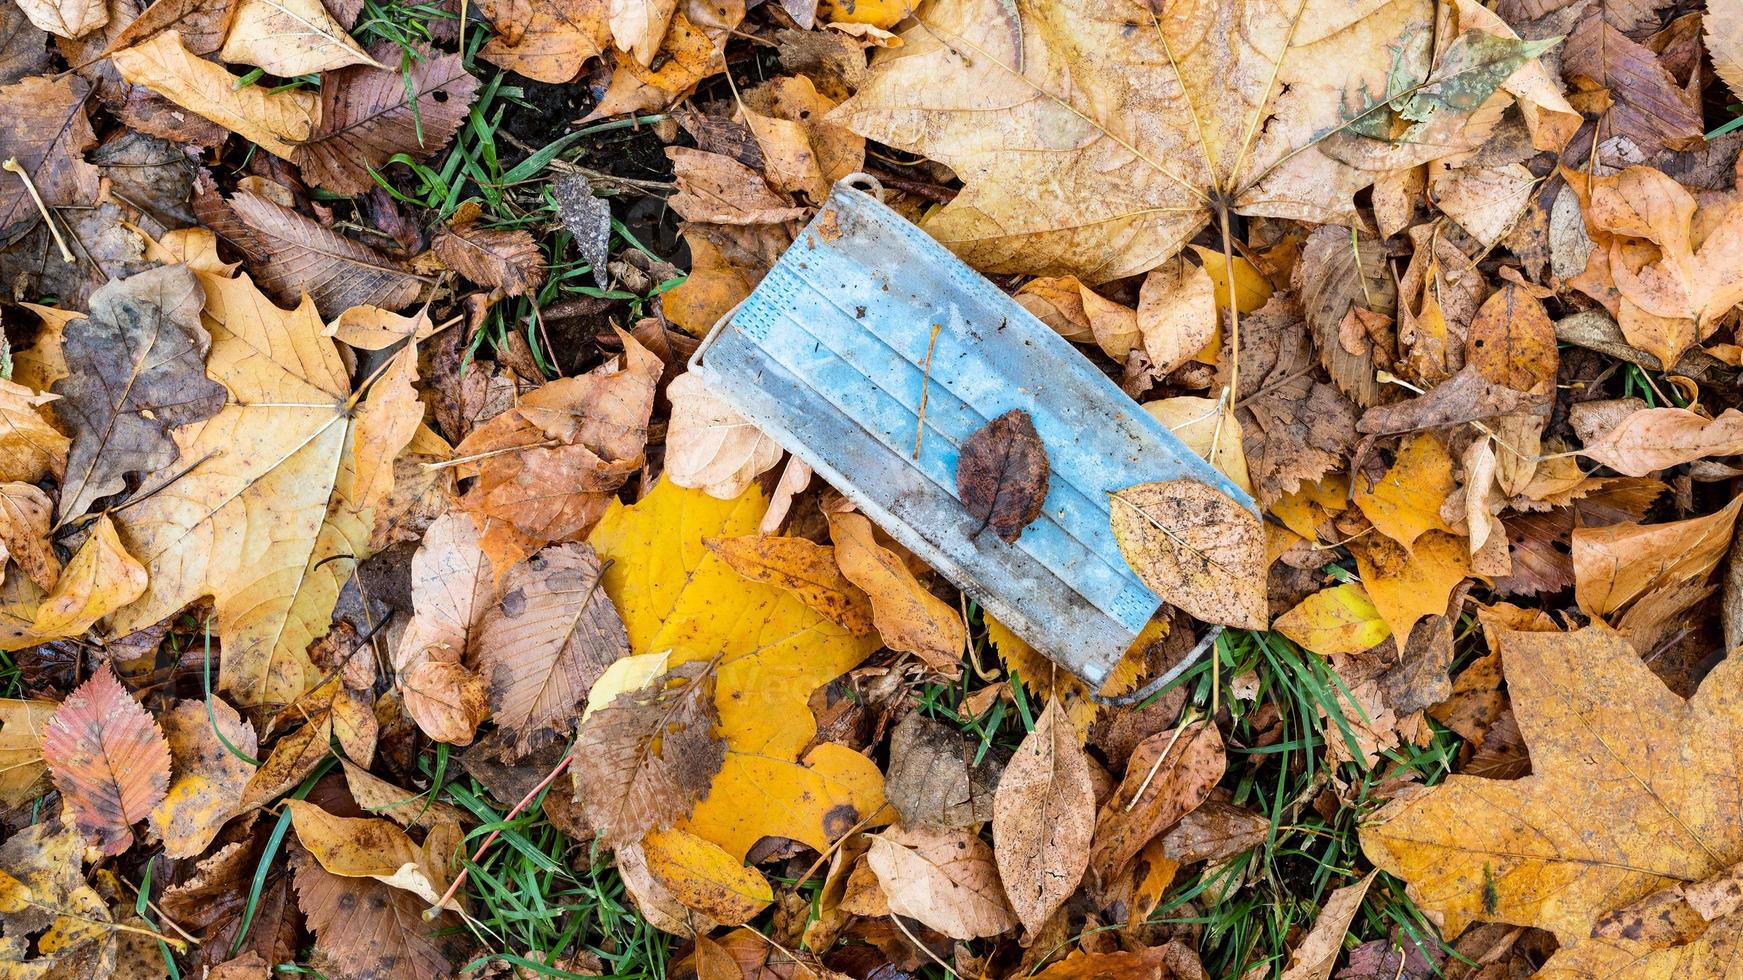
[107,269,421,711]
[1352,432,1457,550]
[589,478,884,862]
[1363,626,1743,945]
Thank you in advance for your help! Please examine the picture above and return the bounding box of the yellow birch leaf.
[1273,583,1390,656]
[111,31,318,160]
[147,699,257,858]
[641,826,774,925]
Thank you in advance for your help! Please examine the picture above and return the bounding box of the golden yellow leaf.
[817,0,905,26]
[147,699,257,858]
[219,0,384,75]
[109,269,417,712]
[1351,531,1469,645]
[111,31,318,160]
[1,516,147,651]
[835,0,1570,283]
[1352,432,1457,550]
[829,512,965,670]
[589,479,884,862]
[641,826,774,925]
[1272,583,1390,656]
[1364,626,1743,944]
[0,378,69,484]
[1187,244,1273,314]
[0,698,55,808]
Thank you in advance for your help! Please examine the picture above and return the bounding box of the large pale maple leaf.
[834,0,1575,283]
[107,264,420,712]
[1362,626,1743,956]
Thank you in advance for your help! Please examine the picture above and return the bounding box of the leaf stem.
[426,751,572,919]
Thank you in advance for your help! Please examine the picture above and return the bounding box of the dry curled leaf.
[432,202,548,297]
[1108,480,1265,630]
[830,511,966,670]
[1088,719,1224,889]
[664,370,785,498]
[41,665,170,855]
[956,408,1051,544]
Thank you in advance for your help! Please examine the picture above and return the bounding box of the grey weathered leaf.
[553,174,612,289]
[51,264,227,523]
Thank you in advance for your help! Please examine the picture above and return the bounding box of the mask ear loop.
[1091,625,1223,708]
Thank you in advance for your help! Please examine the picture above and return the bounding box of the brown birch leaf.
[431,202,548,297]
[477,542,630,756]
[51,264,228,524]
[957,409,1051,544]
[993,697,1095,937]
[293,855,466,980]
[1088,720,1224,889]
[571,660,725,844]
[41,664,171,855]
[293,48,480,195]
[226,190,424,317]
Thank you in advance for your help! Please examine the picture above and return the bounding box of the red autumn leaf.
[40,664,171,855]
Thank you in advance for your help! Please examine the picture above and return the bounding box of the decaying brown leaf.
[957,408,1051,544]
[293,47,479,195]
[225,190,425,316]
[51,264,227,523]
[477,542,629,755]
[432,201,548,297]
[1089,719,1224,889]
[993,697,1094,938]
[0,74,99,248]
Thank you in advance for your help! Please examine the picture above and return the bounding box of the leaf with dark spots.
[40,664,171,855]
[476,542,629,756]
[956,408,1050,543]
[571,660,725,845]
[51,264,227,524]
[293,853,466,980]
